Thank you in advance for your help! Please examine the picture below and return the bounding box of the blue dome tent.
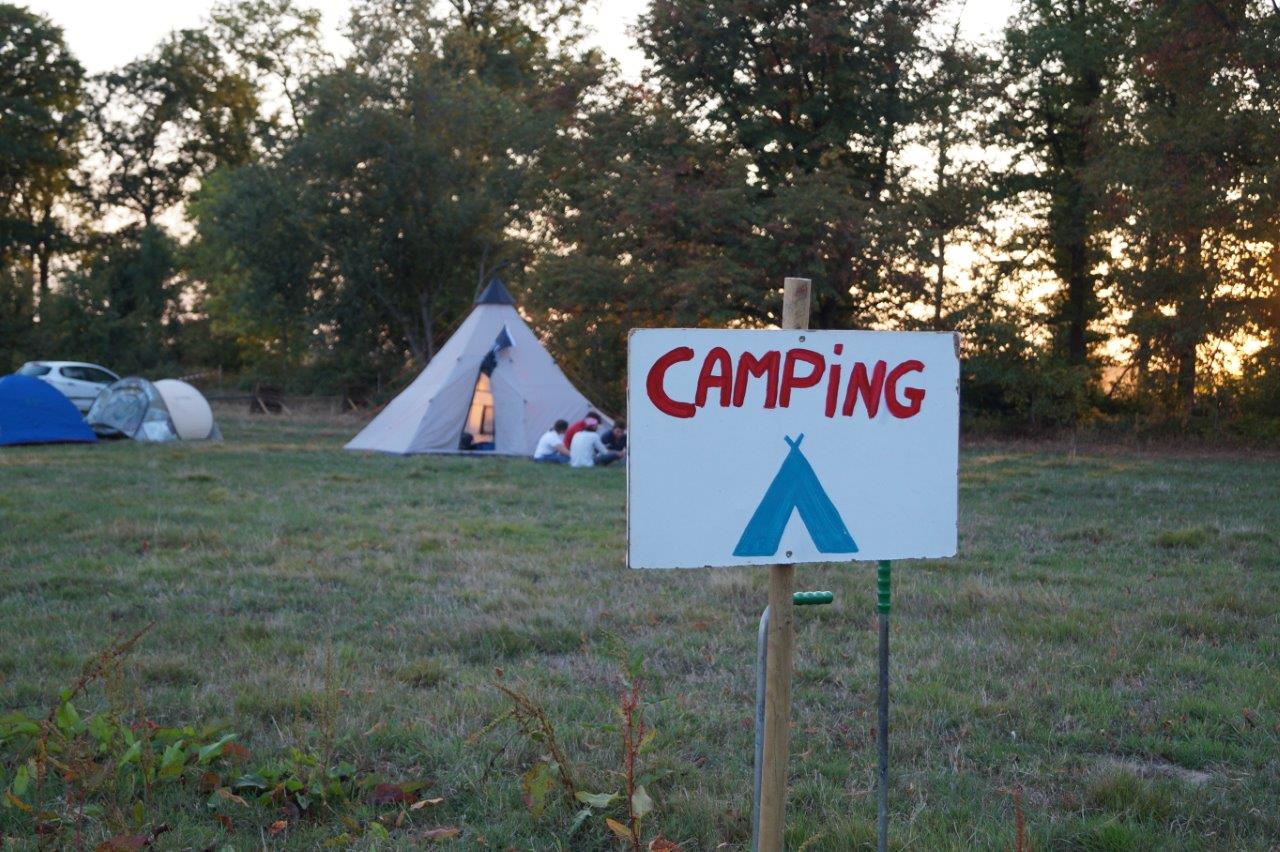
[0,374,97,446]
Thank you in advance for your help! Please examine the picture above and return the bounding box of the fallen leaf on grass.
[215,787,247,806]
[648,839,680,851]
[370,783,418,805]
[420,826,460,841]
[606,817,634,842]
[96,836,150,852]
[410,797,444,811]
[266,819,289,836]
[94,825,168,851]
[214,814,233,831]
[4,791,31,812]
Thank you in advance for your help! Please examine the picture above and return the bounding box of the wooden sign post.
[627,277,960,851]
[757,277,810,849]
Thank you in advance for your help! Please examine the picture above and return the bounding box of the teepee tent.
[733,434,858,557]
[346,278,606,456]
[88,378,221,442]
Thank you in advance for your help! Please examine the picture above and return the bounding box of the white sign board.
[627,329,959,569]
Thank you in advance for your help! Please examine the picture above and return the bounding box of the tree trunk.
[31,197,54,322]
[1049,17,1102,367]
[1065,238,1090,365]
[32,245,51,323]
[933,231,946,329]
[414,289,436,368]
[1176,228,1206,412]
[1134,322,1151,396]
[1176,340,1196,410]
[931,103,953,330]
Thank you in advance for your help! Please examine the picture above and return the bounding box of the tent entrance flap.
[461,372,495,450]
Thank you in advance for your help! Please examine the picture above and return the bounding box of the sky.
[26,0,1016,79]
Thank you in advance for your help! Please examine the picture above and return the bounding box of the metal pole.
[752,592,832,852]
[876,560,892,852]
[752,605,770,852]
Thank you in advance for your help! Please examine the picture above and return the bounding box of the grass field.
[1,411,1278,850]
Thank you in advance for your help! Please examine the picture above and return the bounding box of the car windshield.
[17,363,50,377]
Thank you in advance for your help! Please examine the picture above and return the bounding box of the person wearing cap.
[563,411,602,450]
[569,419,622,467]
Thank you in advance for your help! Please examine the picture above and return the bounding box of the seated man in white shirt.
[569,421,623,467]
[533,419,571,463]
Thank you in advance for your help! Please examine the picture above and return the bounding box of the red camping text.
[645,345,927,419]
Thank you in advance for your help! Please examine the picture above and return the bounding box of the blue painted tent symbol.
[733,434,859,557]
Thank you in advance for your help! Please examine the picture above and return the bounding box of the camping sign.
[626,329,960,569]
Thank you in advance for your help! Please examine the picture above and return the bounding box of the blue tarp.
[0,374,97,446]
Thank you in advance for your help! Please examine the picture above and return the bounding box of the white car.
[17,361,121,413]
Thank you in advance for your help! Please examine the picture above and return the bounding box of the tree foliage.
[2,0,1280,432]
[85,29,259,227]
[192,0,605,383]
[0,4,82,368]
[637,0,941,329]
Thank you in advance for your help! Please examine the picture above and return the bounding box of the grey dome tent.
[346,278,607,455]
[88,377,221,442]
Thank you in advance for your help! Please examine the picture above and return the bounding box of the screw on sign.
[626,278,960,851]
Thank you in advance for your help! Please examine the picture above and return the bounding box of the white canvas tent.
[345,279,607,456]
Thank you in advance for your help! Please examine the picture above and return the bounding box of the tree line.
[2,0,1279,431]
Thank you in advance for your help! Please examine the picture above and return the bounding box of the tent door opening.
[461,372,496,451]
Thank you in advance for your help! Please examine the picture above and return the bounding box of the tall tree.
[193,0,604,378]
[1107,0,1280,411]
[638,0,940,328]
[997,0,1124,372]
[86,29,259,227]
[46,225,183,372]
[189,161,320,370]
[525,84,758,409]
[209,0,330,138]
[0,4,83,323]
[906,20,995,329]
[304,0,599,366]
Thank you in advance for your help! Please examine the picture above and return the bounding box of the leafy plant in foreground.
[0,627,444,846]
[477,670,676,850]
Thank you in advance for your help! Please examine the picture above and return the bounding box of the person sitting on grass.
[569,420,622,467]
[533,419,571,463]
[599,418,626,453]
[563,411,601,450]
